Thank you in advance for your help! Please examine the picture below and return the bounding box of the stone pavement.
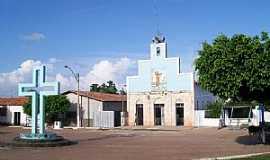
[0,126,270,160]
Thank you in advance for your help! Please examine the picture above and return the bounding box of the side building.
[126,35,215,127]
[63,91,127,127]
[0,97,29,126]
[0,92,127,128]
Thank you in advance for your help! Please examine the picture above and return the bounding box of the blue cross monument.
[18,66,60,139]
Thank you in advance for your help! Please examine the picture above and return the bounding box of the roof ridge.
[63,90,126,102]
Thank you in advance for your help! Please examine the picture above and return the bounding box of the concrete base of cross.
[19,132,58,140]
[9,132,76,147]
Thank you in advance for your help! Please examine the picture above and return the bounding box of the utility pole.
[88,85,91,127]
[119,84,127,126]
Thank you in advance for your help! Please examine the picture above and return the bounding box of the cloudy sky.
[0,0,270,96]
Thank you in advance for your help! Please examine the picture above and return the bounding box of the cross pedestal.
[18,66,60,139]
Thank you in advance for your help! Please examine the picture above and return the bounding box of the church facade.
[126,36,215,127]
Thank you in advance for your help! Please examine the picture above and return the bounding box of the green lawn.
[234,154,270,160]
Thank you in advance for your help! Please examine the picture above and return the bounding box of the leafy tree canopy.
[23,95,70,123]
[195,32,270,103]
[90,80,120,94]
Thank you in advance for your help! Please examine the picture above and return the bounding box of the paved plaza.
[0,126,270,160]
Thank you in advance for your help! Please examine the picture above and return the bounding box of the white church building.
[126,35,216,127]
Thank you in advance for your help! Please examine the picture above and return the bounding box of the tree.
[99,83,108,93]
[23,95,70,123]
[90,84,99,92]
[195,32,270,103]
[90,80,118,94]
[119,88,127,95]
[23,98,32,116]
[105,80,118,94]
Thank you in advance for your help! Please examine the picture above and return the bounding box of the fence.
[93,111,115,128]
[195,110,270,127]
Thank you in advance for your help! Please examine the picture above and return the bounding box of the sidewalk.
[115,126,199,131]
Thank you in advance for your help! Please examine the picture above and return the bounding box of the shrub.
[205,101,224,118]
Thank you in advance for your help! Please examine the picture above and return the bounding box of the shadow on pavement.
[77,134,136,142]
[0,131,10,135]
[235,135,270,145]
[235,135,261,145]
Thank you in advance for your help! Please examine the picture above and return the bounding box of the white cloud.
[48,58,61,63]
[0,60,43,96]
[0,58,62,96]
[21,32,46,41]
[5,60,42,83]
[57,57,133,92]
[0,57,133,96]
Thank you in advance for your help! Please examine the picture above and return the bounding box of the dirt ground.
[0,126,270,160]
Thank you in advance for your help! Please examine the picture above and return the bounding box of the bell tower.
[150,34,167,59]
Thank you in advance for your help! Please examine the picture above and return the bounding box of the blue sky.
[0,0,270,96]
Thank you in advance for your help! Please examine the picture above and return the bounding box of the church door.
[176,103,184,126]
[136,104,143,126]
[154,104,164,126]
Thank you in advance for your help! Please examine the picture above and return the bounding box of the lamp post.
[64,65,81,128]
[119,84,127,126]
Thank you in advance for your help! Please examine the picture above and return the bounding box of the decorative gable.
[127,36,194,93]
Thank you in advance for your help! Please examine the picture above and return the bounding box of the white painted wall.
[265,111,270,122]
[65,93,79,112]
[81,95,103,119]
[195,110,270,127]
[0,105,27,126]
[65,93,125,127]
[195,110,254,127]
[249,109,270,126]
[194,110,220,127]
[65,93,103,120]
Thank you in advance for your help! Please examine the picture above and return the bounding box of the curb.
[195,152,270,160]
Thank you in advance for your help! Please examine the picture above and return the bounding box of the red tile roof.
[0,97,29,106]
[62,91,126,102]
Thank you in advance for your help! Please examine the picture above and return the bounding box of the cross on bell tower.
[18,66,59,137]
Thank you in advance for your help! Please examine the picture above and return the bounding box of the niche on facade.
[151,69,167,92]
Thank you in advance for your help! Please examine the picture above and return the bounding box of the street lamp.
[119,84,127,126]
[64,65,81,128]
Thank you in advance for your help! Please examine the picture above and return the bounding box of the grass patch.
[234,154,270,160]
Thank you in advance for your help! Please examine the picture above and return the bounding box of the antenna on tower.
[152,0,165,43]
[153,0,160,36]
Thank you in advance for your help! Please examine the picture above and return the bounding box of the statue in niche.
[155,71,162,86]
[152,71,166,89]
